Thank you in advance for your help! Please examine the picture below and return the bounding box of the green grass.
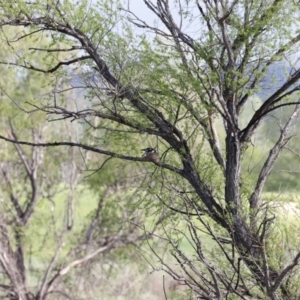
[10,187,300,299]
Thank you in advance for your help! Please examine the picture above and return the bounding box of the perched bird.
[142,148,156,156]
[141,148,160,164]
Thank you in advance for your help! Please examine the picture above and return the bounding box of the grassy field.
[14,187,300,299]
[16,185,189,299]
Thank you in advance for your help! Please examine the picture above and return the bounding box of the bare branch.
[241,70,300,142]
[249,103,300,210]
[272,252,300,294]
[0,133,183,175]
[0,55,91,73]
[28,46,83,52]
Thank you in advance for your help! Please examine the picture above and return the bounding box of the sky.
[122,1,190,36]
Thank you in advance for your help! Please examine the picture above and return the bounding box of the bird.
[141,148,160,164]
[142,148,156,156]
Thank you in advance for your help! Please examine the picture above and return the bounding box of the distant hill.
[255,60,298,101]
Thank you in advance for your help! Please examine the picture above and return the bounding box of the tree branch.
[0,55,91,73]
[240,69,300,142]
[271,252,300,294]
[249,103,300,210]
[0,133,183,175]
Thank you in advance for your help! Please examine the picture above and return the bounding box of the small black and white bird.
[142,148,156,156]
[141,148,160,163]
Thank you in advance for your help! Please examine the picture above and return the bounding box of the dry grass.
[51,257,191,300]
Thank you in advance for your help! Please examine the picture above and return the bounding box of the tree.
[1,0,300,298]
[0,36,158,300]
